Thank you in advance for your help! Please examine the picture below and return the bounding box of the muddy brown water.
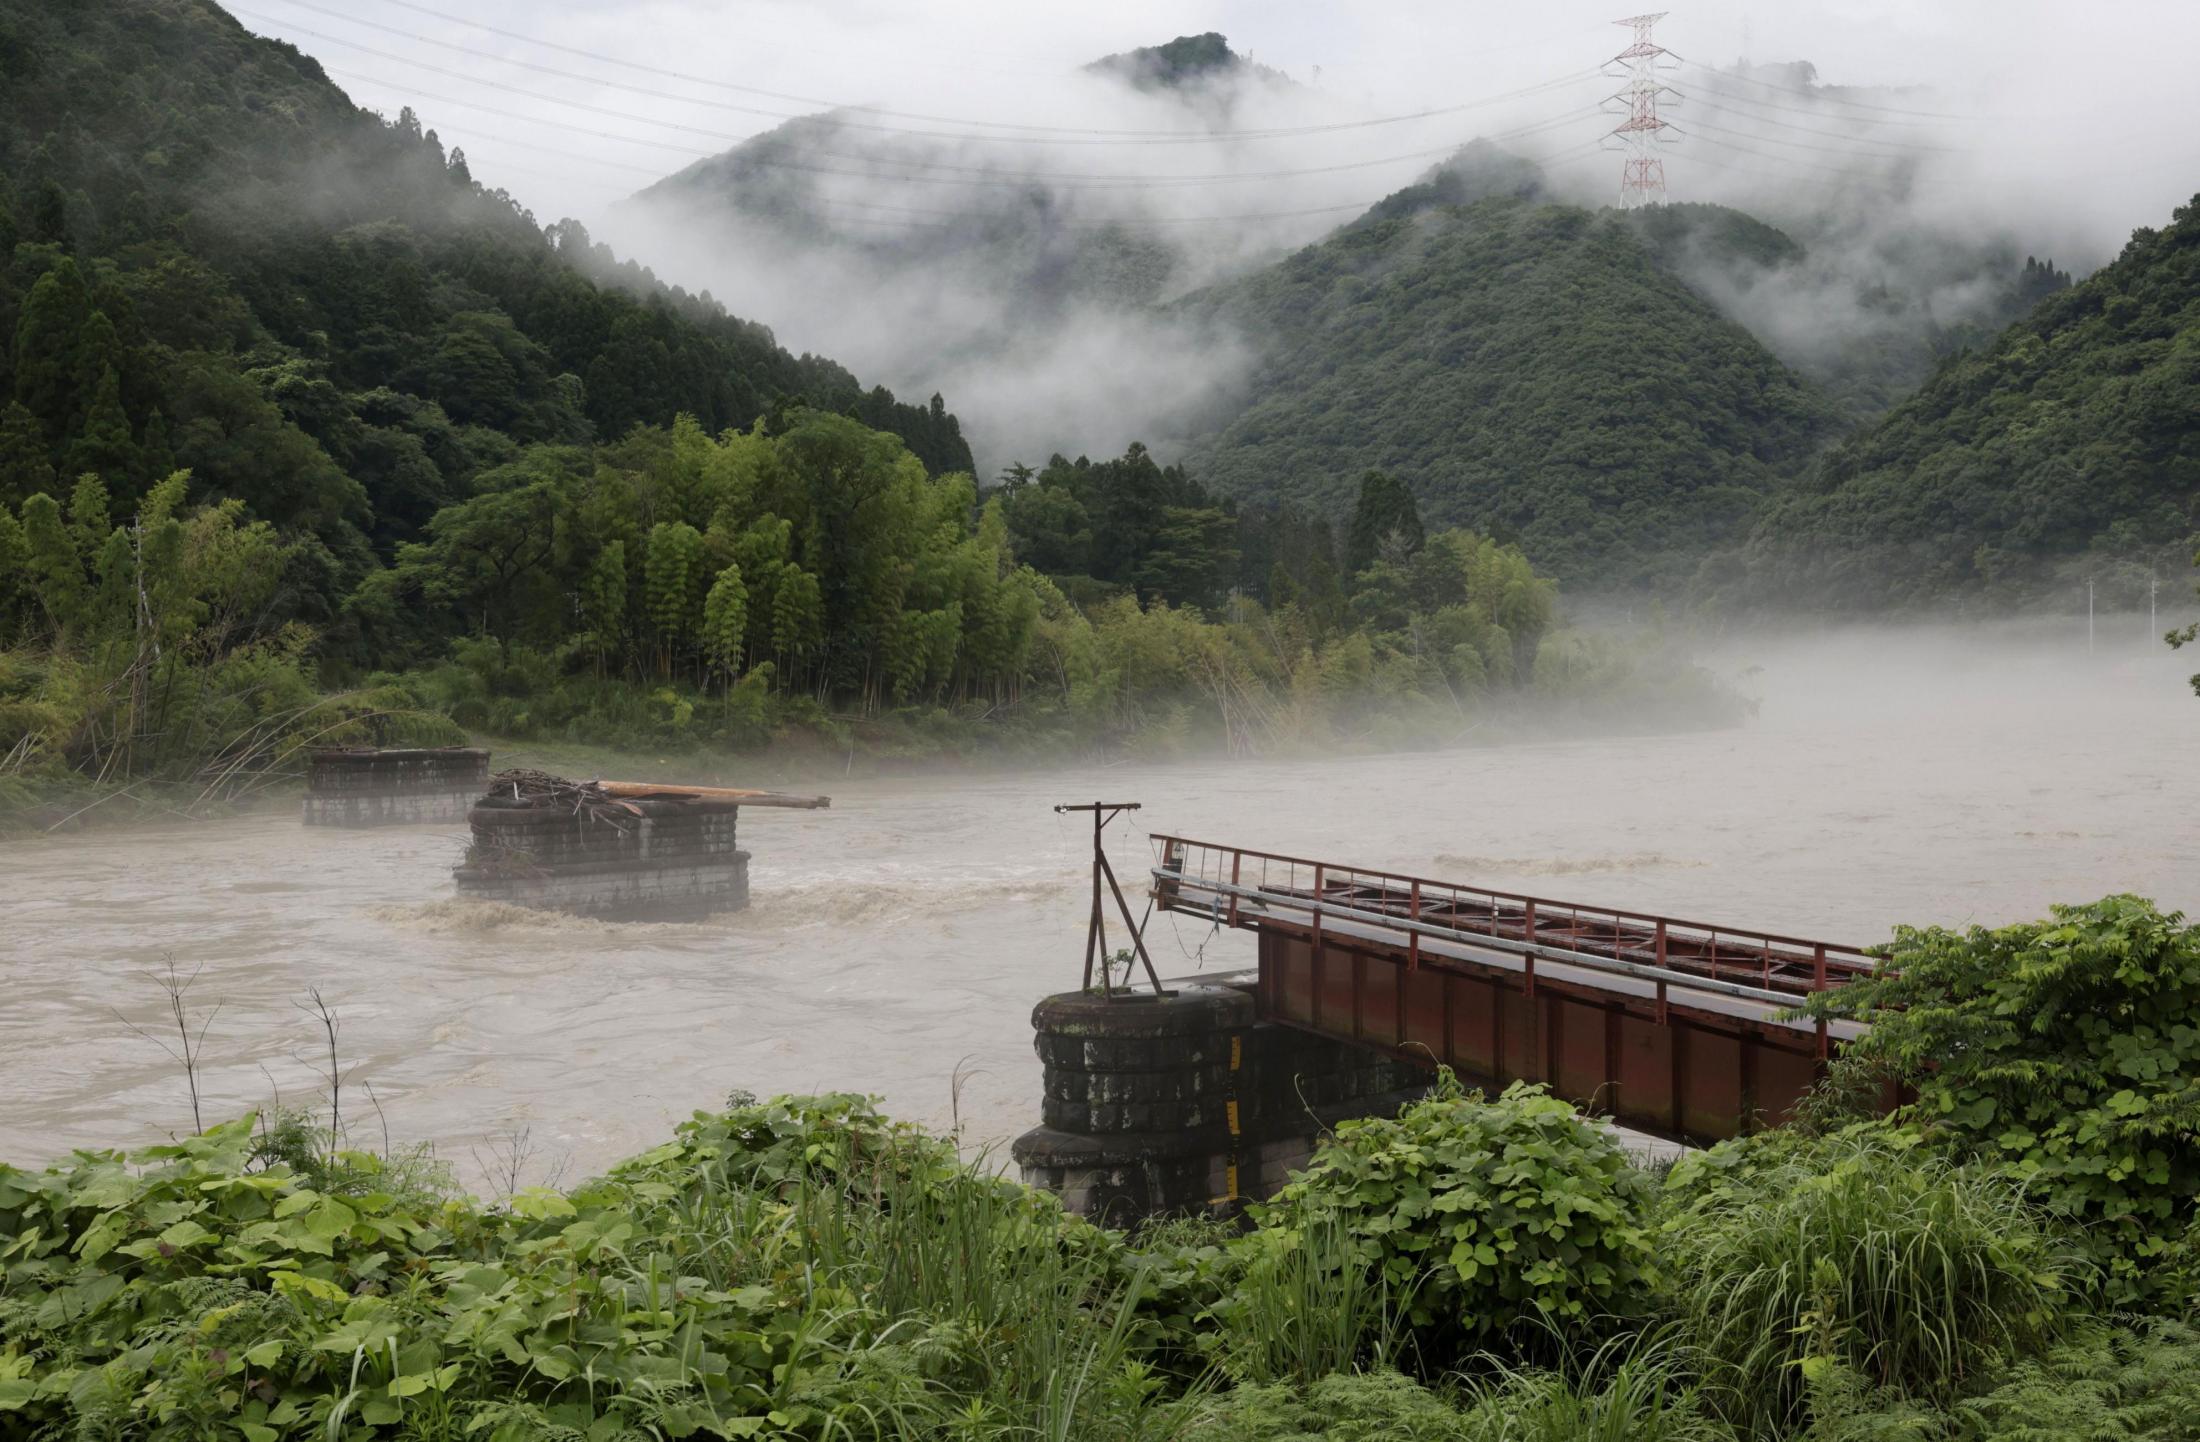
[3,624,2193,1189]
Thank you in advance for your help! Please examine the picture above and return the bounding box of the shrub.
[1954,1318,2200,1439]
[0,1094,1151,1441]
[1455,1341,1737,1442]
[1661,1127,2081,1436]
[1813,894,2200,1305]
[1257,1079,1658,1356]
[1179,1369,1475,1442]
[1180,1348,1734,1442]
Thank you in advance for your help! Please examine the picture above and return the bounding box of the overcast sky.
[220,0,2200,265]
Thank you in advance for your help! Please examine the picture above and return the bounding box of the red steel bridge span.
[1148,836,1882,1145]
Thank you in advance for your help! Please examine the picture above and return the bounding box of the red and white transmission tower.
[1606,12,1679,207]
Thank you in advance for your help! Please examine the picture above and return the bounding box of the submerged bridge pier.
[1016,832,1882,1222]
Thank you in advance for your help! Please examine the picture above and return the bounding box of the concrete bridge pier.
[1010,981,1427,1225]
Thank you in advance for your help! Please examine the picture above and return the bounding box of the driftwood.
[475,771,830,823]
[597,781,829,809]
[481,768,638,818]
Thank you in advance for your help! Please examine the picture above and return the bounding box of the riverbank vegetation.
[4,894,2197,1439]
[0,420,1745,828]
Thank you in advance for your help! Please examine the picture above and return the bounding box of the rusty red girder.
[1148,836,1887,1143]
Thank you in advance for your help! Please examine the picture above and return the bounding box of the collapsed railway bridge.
[1150,836,1878,1144]
[1015,827,1888,1222]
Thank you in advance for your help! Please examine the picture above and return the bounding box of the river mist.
[1,618,2190,1188]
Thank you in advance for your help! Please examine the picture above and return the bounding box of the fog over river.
[3,622,2193,1189]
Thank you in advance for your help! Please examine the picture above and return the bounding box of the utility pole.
[1608,13,1678,207]
[1055,802,1167,999]
[2150,573,2159,641]
[2088,577,2096,656]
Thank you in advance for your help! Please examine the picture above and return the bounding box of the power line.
[1545,134,1815,189]
[319,62,1598,191]
[802,194,1383,231]
[414,125,679,178]
[1677,75,1959,130]
[1667,53,1974,120]
[777,126,1610,230]
[322,67,721,158]
[793,139,1605,236]
[1663,125,1881,178]
[1682,95,1960,153]
[249,10,1599,183]
[370,90,1602,232]
[463,154,631,197]
[262,0,1605,146]
[1680,114,1938,162]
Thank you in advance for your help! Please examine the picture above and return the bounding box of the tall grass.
[1213,1207,1416,1386]
[1661,1129,2082,1436]
[708,1132,1191,1440]
[1456,1334,1736,1442]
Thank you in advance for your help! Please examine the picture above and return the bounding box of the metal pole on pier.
[1055,801,1167,999]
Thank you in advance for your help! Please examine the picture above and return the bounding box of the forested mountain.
[1732,192,2200,608]
[631,116,1185,315]
[1083,31,1299,96]
[625,30,1297,318]
[0,0,970,621]
[617,33,1335,465]
[1170,192,1838,587]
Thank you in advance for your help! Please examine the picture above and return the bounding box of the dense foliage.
[1174,194,1836,588]
[0,1095,1158,1440]
[0,0,968,618]
[349,411,1032,712]
[1739,195,2200,608]
[1662,1129,2079,1434]
[1814,894,2200,1304]
[0,1084,1736,1442]
[361,458,1617,763]
[0,471,452,805]
[1257,1081,1657,1346]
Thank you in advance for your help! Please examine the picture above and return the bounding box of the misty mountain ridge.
[8,2,2173,619]
[626,31,1318,314]
[0,0,971,617]
[1732,189,2200,610]
[616,30,1380,465]
[1083,32,1302,100]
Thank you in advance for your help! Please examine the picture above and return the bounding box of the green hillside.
[0,0,970,617]
[1173,193,1837,587]
[1736,193,2200,608]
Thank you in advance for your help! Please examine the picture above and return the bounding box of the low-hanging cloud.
[231,0,2200,468]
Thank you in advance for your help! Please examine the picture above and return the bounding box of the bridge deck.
[1149,836,1882,1142]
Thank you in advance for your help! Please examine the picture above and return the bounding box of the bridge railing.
[1148,834,1879,1009]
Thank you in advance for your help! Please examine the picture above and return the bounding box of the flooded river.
[2,623,2193,1188]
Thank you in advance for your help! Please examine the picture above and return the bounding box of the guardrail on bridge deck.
[1148,835,1887,1143]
